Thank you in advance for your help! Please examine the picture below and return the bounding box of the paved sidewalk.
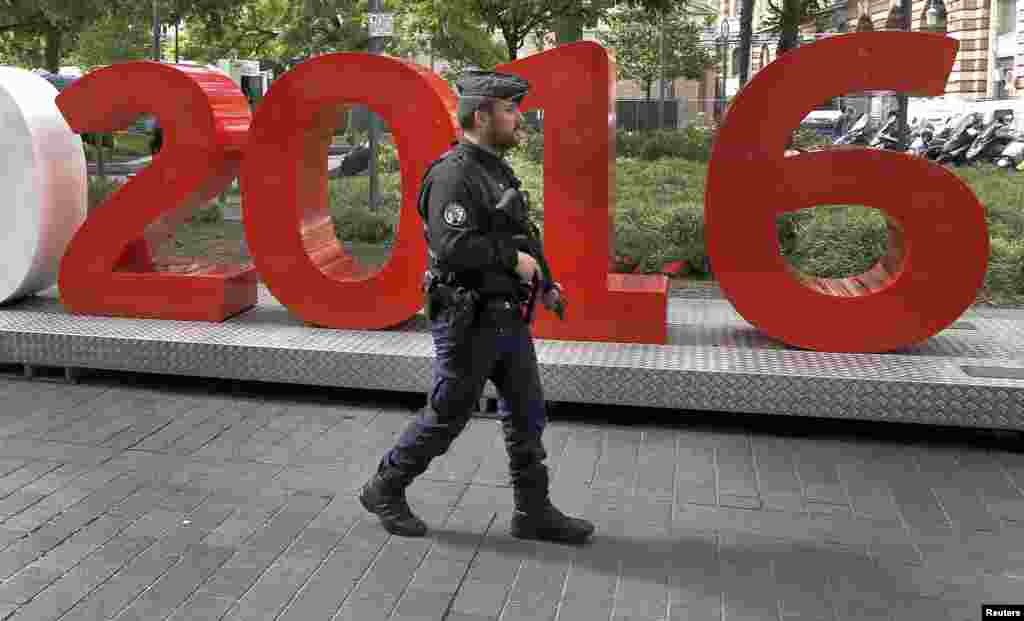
[0,373,1020,621]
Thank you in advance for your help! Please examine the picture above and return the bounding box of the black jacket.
[418,141,527,298]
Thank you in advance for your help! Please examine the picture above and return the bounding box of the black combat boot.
[359,460,427,537]
[509,464,594,544]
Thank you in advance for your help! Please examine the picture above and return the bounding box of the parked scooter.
[965,113,1018,166]
[935,112,984,165]
[868,115,908,151]
[832,114,871,146]
[997,140,1024,170]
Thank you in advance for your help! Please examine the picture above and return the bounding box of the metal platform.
[1,285,1023,430]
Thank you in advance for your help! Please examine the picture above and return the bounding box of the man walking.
[359,70,594,545]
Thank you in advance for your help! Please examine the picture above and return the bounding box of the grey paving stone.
[674,436,717,507]
[750,436,804,513]
[166,411,248,455]
[956,450,1024,525]
[274,519,390,621]
[792,438,849,507]
[0,475,143,580]
[634,429,678,499]
[56,503,236,621]
[591,427,642,491]
[773,546,840,620]
[0,564,63,604]
[0,461,63,497]
[449,543,524,619]
[553,428,601,488]
[715,432,760,502]
[0,490,48,522]
[109,544,236,621]
[1,535,156,621]
[129,401,232,453]
[390,588,454,620]
[718,531,779,621]
[554,551,618,621]
[215,556,320,620]
[165,592,236,621]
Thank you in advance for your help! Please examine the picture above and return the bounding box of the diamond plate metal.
[1,285,1023,430]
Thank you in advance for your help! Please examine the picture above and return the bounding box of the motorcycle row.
[831,111,1024,170]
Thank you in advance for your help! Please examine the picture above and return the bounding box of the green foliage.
[395,0,506,71]
[514,128,546,165]
[515,126,715,164]
[87,176,123,211]
[791,127,831,150]
[616,130,648,159]
[178,0,295,63]
[597,2,716,97]
[68,12,155,68]
[760,0,824,54]
[328,171,402,244]
[984,237,1024,304]
[193,200,224,224]
[638,127,715,161]
[782,206,890,278]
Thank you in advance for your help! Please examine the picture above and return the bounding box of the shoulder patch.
[443,203,468,227]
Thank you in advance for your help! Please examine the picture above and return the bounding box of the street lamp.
[925,0,945,29]
[719,19,731,120]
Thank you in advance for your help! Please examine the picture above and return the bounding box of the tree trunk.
[778,0,800,56]
[739,0,754,84]
[555,14,583,43]
[44,25,62,74]
[505,35,519,60]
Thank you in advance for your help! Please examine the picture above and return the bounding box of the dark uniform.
[359,71,594,545]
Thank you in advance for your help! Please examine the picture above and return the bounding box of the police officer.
[359,70,595,545]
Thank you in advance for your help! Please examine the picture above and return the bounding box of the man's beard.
[488,124,521,151]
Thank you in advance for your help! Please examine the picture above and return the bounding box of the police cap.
[455,70,530,104]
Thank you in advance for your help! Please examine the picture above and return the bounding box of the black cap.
[455,70,530,104]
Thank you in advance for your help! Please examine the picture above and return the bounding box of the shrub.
[791,127,831,150]
[329,174,402,243]
[87,176,123,210]
[984,237,1024,304]
[639,127,714,162]
[782,206,889,278]
[516,128,545,164]
[192,200,223,224]
[663,204,708,275]
[616,130,647,159]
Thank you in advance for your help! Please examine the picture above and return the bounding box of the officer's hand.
[515,251,538,283]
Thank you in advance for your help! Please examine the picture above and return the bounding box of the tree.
[394,0,506,72]
[466,0,604,60]
[760,0,823,55]
[597,4,715,101]
[68,12,155,69]
[0,0,124,71]
[177,0,299,64]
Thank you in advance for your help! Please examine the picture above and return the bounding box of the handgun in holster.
[423,271,480,337]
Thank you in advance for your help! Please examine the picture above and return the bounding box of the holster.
[423,272,480,338]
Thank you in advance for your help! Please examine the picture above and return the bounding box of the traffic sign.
[368,13,394,38]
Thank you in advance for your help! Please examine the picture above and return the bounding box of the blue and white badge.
[443,203,468,227]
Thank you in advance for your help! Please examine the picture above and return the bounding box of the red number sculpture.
[240,54,458,329]
[706,32,989,352]
[56,62,257,321]
[499,42,669,344]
